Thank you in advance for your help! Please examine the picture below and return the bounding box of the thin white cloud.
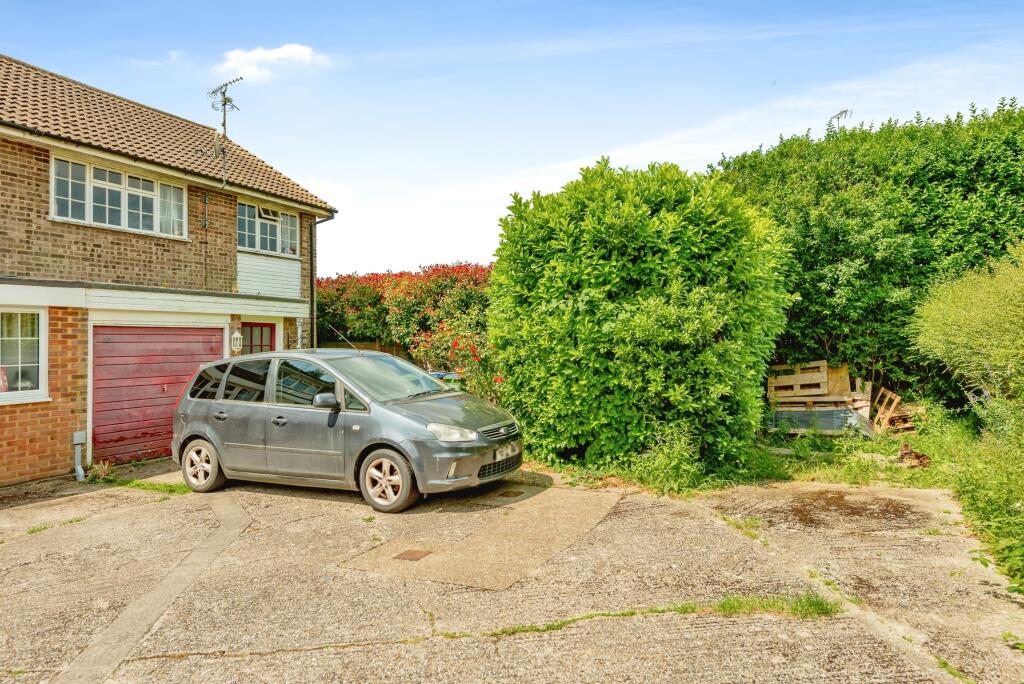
[130,50,183,67]
[214,44,331,82]
[309,41,1024,275]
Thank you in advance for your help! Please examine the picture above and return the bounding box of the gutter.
[311,213,336,348]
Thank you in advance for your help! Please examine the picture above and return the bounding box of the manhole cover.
[498,490,524,498]
[394,549,432,561]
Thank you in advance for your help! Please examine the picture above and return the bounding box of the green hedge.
[911,243,1024,402]
[489,160,790,466]
[718,101,1024,394]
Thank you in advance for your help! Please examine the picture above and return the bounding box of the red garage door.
[93,326,224,462]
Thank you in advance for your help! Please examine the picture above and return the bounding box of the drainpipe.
[73,430,87,481]
[311,212,335,348]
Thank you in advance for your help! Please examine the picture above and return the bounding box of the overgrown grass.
[86,474,190,496]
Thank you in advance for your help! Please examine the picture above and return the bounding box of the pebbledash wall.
[0,137,319,486]
[0,307,87,484]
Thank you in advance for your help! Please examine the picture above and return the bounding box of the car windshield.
[326,354,450,402]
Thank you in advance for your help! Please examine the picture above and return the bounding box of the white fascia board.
[0,283,309,318]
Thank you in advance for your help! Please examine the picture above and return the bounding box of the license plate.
[495,442,520,461]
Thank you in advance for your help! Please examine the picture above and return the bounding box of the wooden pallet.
[768,360,828,398]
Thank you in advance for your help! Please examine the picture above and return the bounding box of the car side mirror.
[312,392,340,409]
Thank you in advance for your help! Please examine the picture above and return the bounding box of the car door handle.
[271,416,288,426]
[213,411,228,421]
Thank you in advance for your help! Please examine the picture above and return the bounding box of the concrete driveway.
[0,461,1022,683]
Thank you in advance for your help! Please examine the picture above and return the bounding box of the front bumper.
[404,438,524,494]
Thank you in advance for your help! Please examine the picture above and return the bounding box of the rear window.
[223,360,271,402]
[188,363,228,400]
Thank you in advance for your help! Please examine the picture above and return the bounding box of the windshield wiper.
[404,389,447,400]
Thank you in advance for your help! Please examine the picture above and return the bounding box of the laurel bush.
[489,160,790,466]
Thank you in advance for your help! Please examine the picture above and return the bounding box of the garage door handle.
[271,416,288,426]
[213,411,228,421]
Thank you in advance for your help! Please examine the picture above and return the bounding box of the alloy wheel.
[186,445,213,486]
[365,457,402,506]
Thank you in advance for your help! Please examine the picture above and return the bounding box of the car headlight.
[427,423,478,442]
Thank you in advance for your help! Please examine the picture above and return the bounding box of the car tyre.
[359,448,420,513]
[181,439,227,493]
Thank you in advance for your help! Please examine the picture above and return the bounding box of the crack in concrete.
[115,593,841,665]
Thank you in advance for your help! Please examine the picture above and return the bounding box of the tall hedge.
[489,160,790,466]
[718,101,1024,392]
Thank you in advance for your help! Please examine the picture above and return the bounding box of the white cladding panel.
[237,251,302,299]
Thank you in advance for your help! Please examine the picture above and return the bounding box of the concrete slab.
[705,482,1024,684]
[345,486,620,590]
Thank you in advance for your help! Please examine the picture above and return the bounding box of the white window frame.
[0,307,49,406]
[49,156,189,241]
[237,201,300,259]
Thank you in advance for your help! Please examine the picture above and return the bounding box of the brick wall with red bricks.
[0,307,87,486]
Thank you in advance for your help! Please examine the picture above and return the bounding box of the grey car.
[171,349,522,512]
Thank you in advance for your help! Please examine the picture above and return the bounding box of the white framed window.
[50,157,188,239]
[127,175,156,232]
[280,213,299,255]
[0,308,48,405]
[237,202,257,249]
[238,202,299,257]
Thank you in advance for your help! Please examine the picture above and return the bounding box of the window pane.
[276,359,335,406]
[189,363,228,400]
[71,200,85,220]
[70,182,85,202]
[93,168,105,182]
[0,313,17,337]
[55,198,70,218]
[344,390,367,411]
[19,339,38,364]
[17,366,39,391]
[70,162,85,182]
[223,360,270,402]
[142,214,154,231]
[55,178,69,198]
[19,313,37,338]
[159,185,184,236]
[0,339,17,365]
[55,159,69,178]
[128,213,140,230]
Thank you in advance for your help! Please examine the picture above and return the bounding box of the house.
[0,54,336,485]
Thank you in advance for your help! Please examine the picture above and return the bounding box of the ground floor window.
[0,308,47,404]
[241,322,275,355]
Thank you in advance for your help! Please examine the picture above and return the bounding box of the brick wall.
[0,307,87,486]
[0,137,315,297]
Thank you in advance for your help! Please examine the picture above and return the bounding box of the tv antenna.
[209,76,243,138]
[829,108,852,125]
[196,76,243,188]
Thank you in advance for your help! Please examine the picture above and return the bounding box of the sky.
[4,1,1024,274]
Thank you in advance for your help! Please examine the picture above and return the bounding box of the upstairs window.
[51,158,187,238]
[237,202,299,257]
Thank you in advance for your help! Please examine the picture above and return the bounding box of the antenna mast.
[197,77,243,188]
